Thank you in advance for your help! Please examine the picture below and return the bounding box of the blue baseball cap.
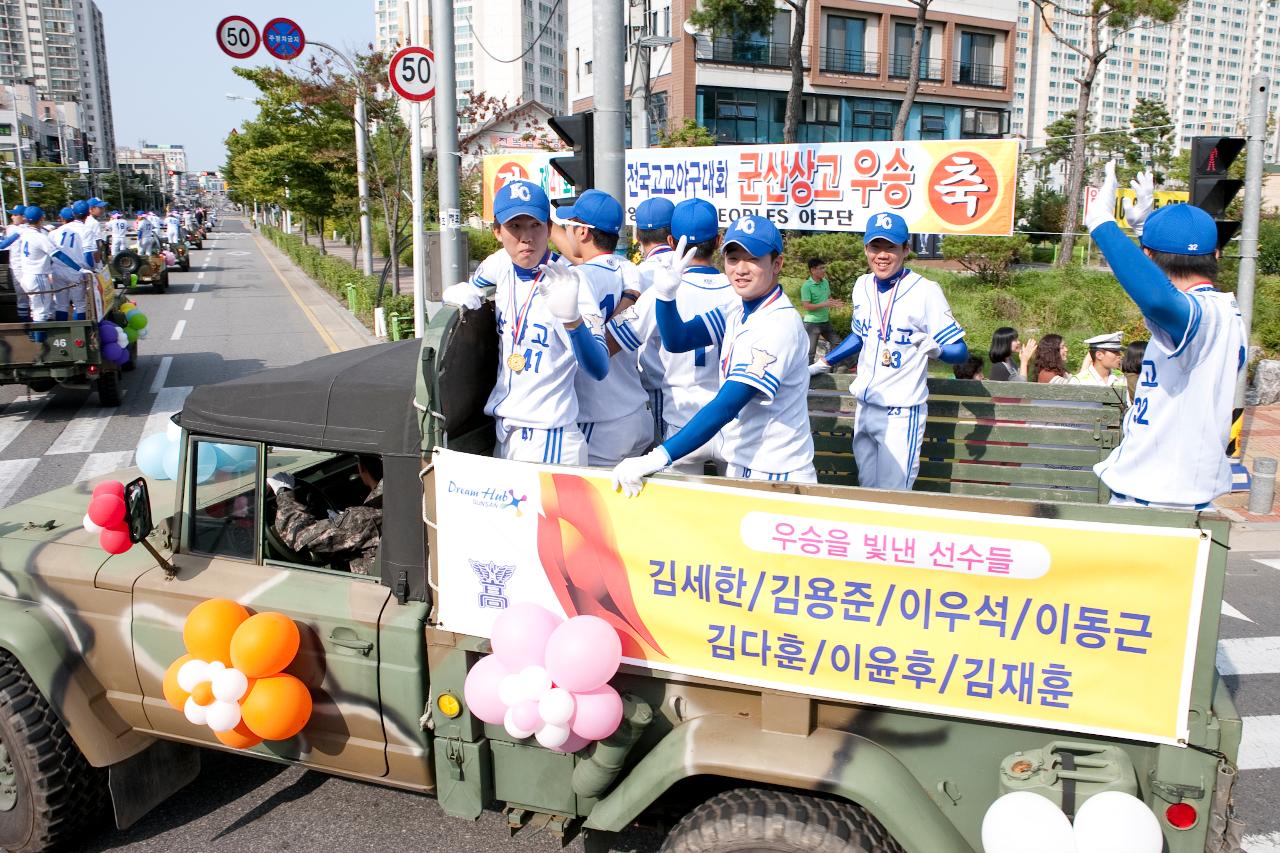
[135,210,145,216]
[558,189,624,235]
[87,197,106,208]
[1140,204,1218,256]
[723,215,783,257]
[492,179,549,224]
[23,205,44,222]
[863,211,910,246]
[71,200,89,217]
[671,198,719,244]
[58,207,74,221]
[634,198,674,230]
[7,205,23,216]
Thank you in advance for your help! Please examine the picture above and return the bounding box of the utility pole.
[1234,73,1270,409]
[431,0,463,301]
[409,0,427,338]
[592,0,626,199]
[629,1,650,151]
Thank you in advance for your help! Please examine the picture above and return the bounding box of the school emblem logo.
[508,182,532,202]
[738,218,756,234]
[746,347,776,379]
[875,213,894,229]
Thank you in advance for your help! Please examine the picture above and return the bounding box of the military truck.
[108,247,169,294]
[0,304,1244,853]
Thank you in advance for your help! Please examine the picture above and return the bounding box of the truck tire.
[179,256,190,272]
[96,370,121,406]
[661,789,905,853]
[0,650,108,853]
[154,270,169,294]
[110,250,141,278]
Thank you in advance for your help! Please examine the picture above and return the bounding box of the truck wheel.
[0,650,108,853]
[96,370,121,406]
[155,270,169,294]
[180,256,190,272]
[661,789,905,853]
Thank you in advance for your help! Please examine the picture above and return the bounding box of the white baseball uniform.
[49,222,87,315]
[106,218,129,256]
[609,264,738,474]
[17,226,67,321]
[136,217,158,254]
[573,253,650,467]
[847,270,964,490]
[1095,285,1245,508]
[631,245,672,441]
[5,223,27,319]
[164,215,180,243]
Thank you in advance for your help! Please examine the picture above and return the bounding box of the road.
[0,218,1274,851]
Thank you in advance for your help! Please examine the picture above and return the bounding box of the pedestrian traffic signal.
[1189,135,1245,249]
[547,112,593,192]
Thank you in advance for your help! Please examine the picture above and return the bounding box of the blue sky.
[97,1,376,172]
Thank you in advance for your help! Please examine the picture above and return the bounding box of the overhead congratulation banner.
[482,139,1019,235]
[433,449,1210,745]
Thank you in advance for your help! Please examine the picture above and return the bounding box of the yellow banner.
[482,152,576,222]
[434,450,1209,744]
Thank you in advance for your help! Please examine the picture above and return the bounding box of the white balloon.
[82,513,102,534]
[176,659,209,693]
[519,665,552,701]
[1072,791,1163,853]
[982,791,1074,853]
[165,419,181,441]
[139,327,148,340]
[534,722,571,749]
[539,687,576,726]
[211,667,249,703]
[503,707,536,740]
[183,696,208,726]
[498,674,525,708]
[115,328,128,348]
[204,700,242,733]
[205,660,226,674]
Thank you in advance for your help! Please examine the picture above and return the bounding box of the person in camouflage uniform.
[267,455,383,574]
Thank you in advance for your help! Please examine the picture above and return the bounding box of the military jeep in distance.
[0,305,1244,853]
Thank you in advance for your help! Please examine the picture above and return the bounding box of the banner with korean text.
[482,152,577,222]
[482,139,1019,235]
[434,448,1210,745]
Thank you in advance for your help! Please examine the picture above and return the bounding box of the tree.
[892,0,934,141]
[657,118,716,147]
[690,0,807,144]
[1031,0,1185,266]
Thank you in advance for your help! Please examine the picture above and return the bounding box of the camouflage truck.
[0,304,1244,853]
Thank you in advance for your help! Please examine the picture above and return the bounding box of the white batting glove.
[909,331,942,359]
[651,236,697,301]
[1123,169,1155,234]
[1083,160,1119,233]
[442,281,482,310]
[538,263,582,324]
[611,447,671,498]
[266,472,295,494]
[808,359,831,376]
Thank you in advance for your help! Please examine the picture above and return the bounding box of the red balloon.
[99,524,132,554]
[92,480,124,500]
[88,494,125,528]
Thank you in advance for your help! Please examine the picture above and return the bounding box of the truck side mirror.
[123,476,153,543]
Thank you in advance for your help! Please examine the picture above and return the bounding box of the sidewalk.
[320,236,415,296]
[1215,403,1280,542]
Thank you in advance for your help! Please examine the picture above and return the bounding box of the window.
[824,13,866,73]
[262,447,381,573]
[802,94,839,125]
[958,30,998,85]
[187,438,259,561]
[892,22,933,79]
[962,107,1008,137]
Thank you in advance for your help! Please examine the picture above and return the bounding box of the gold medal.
[507,352,527,373]
[882,349,893,367]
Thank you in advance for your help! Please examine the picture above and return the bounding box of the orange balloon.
[214,720,263,750]
[191,681,214,706]
[230,611,300,678]
[162,654,194,711]
[183,599,250,665]
[240,674,312,741]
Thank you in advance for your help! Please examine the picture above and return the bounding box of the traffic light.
[547,112,593,192]
[1189,135,1245,249]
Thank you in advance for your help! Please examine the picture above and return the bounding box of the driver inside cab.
[266,454,383,574]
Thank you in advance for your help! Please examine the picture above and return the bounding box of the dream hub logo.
[448,481,528,516]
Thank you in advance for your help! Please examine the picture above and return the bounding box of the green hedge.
[260,224,383,330]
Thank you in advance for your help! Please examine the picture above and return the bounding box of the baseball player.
[50,206,94,319]
[812,212,968,491]
[612,215,815,494]
[1085,160,1246,509]
[629,197,675,441]
[1075,332,1128,389]
[608,198,737,474]
[555,189,652,467]
[106,212,130,257]
[82,198,106,264]
[441,179,608,465]
[0,206,92,331]
[135,211,158,254]
[4,205,26,320]
[164,208,181,246]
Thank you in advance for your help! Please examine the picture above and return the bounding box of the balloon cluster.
[97,320,129,366]
[162,250,176,266]
[82,480,134,555]
[162,598,313,749]
[982,790,1163,853]
[135,421,256,483]
[464,603,624,753]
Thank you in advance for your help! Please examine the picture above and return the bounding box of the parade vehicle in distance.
[0,304,1244,853]
[163,238,191,272]
[109,245,169,294]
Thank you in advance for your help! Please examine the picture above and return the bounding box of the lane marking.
[1257,559,1280,572]
[150,355,172,394]
[252,233,340,353]
[0,393,51,454]
[183,298,194,311]
[0,458,40,509]
[171,320,186,340]
[192,281,201,293]
[197,271,205,280]
[141,386,192,440]
[46,396,123,454]
[1244,832,1280,852]
[1240,715,1280,770]
[74,450,135,483]
[1218,636,1280,675]
[1223,601,1255,623]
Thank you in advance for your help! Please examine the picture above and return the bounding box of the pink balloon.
[99,523,132,555]
[88,493,126,528]
[550,732,591,754]
[544,616,622,693]
[491,603,562,670]
[511,700,541,733]
[569,684,623,741]
[463,654,511,725]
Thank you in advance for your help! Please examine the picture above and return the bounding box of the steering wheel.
[264,478,337,564]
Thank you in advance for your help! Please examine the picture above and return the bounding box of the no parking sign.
[262,17,305,61]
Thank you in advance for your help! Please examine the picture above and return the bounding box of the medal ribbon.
[874,268,909,349]
[507,256,549,347]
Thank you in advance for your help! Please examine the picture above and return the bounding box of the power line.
[467,0,564,65]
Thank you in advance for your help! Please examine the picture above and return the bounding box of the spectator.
[800,257,843,363]
[987,327,1033,381]
[1122,340,1147,405]
[1032,334,1078,384]
[954,354,985,380]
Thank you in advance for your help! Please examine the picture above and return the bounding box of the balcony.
[697,36,806,70]
[888,54,944,82]
[819,47,879,76]
[954,60,1007,89]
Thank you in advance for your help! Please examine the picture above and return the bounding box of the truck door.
[131,437,391,780]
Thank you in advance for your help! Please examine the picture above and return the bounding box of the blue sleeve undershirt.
[568,323,609,381]
[939,340,969,364]
[0,233,16,250]
[659,380,759,462]
[1091,221,1192,340]
[823,334,863,365]
[655,297,714,353]
[52,250,82,272]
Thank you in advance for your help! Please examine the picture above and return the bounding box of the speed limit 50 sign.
[388,46,436,102]
[216,15,260,60]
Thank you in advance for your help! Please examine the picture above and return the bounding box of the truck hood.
[0,466,176,550]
